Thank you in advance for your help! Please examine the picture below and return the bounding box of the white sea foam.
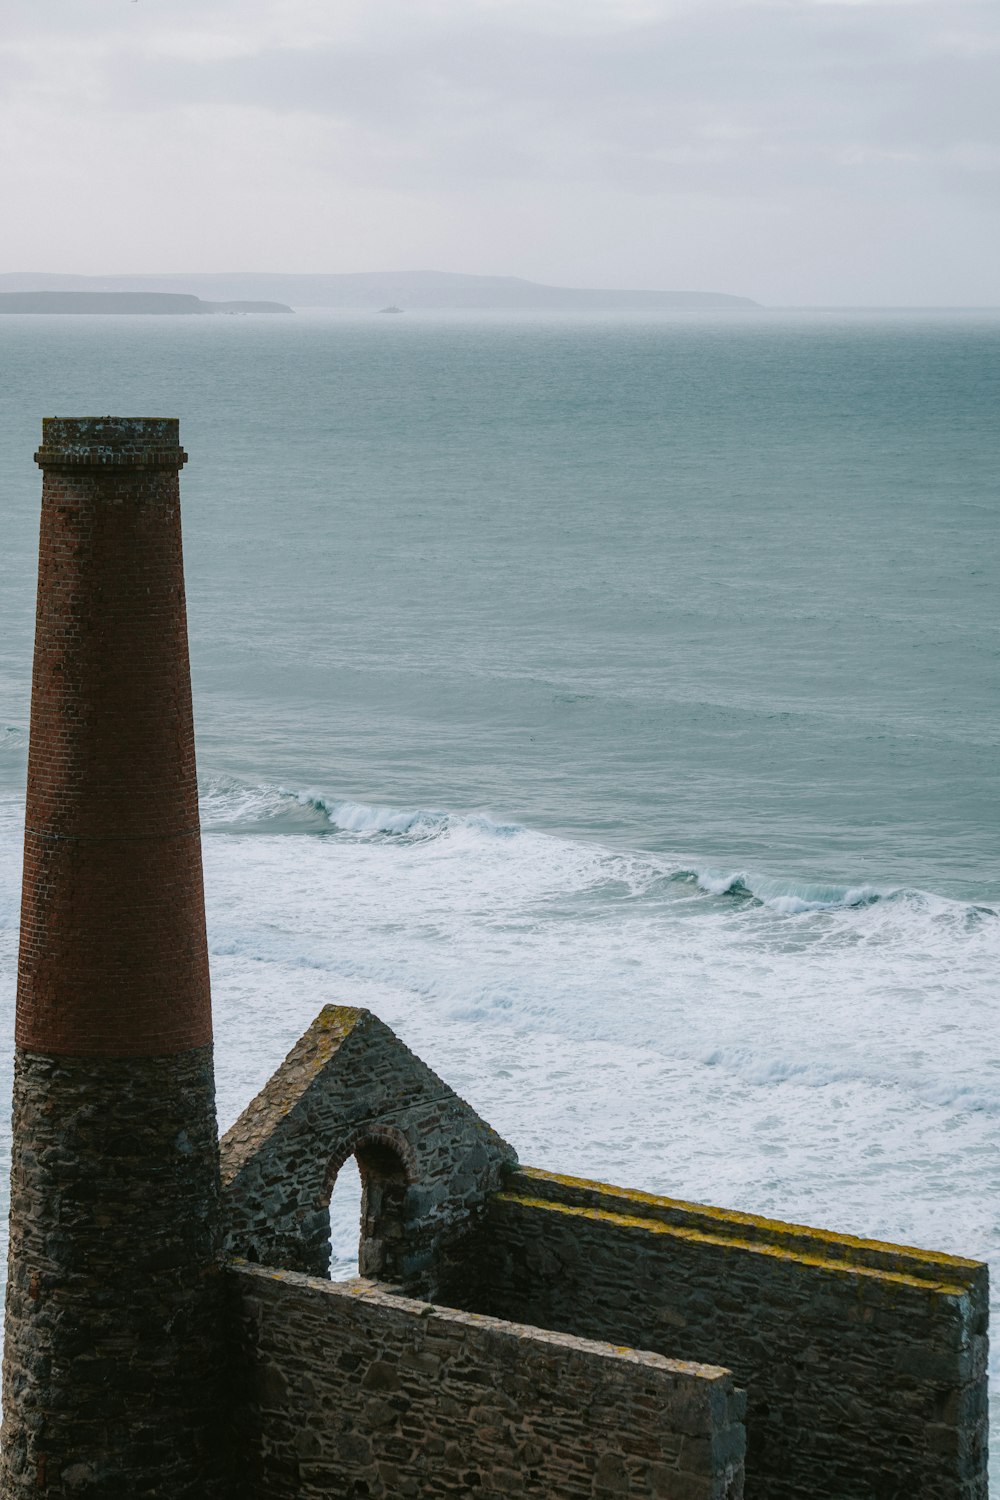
[186,781,1000,1132]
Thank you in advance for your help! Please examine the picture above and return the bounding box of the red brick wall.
[17,418,212,1056]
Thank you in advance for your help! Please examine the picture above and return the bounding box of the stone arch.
[324,1125,417,1282]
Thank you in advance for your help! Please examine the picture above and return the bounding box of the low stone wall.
[231,1261,746,1499]
[453,1168,989,1500]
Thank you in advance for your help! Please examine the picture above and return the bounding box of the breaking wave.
[198,775,996,926]
[198,776,520,841]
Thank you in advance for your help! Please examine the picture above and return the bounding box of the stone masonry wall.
[453,1168,989,1500]
[231,1262,746,1499]
[1,1049,230,1497]
[220,1007,515,1298]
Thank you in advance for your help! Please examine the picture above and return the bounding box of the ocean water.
[0,309,998,1464]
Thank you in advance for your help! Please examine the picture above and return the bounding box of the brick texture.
[17,416,210,1056]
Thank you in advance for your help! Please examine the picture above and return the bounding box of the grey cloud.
[82,2,999,204]
[880,55,1000,149]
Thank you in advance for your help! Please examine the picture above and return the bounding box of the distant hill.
[0,272,757,312]
[0,291,292,315]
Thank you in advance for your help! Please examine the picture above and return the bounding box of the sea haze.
[0,308,998,1470]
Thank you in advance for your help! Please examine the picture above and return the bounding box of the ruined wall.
[453,1168,988,1500]
[231,1262,746,1500]
[220,1006,515,1297]
[221,1009,989,1500]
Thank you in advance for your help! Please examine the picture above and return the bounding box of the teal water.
[0,309,998,1464]
[2,311,996,896]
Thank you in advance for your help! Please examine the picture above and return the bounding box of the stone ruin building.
[0,417,989,1499]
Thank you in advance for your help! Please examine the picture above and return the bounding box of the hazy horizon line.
[3,270,1000,312]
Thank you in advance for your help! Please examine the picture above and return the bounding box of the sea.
[0,308,998,1466]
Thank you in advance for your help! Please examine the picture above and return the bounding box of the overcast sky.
[2,0,998,303]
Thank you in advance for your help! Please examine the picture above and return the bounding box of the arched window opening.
[327,1134,413,1284]
[329,1156,363,1281]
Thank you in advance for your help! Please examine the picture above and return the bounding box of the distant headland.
[0,290,292,315]
[0,271,758,312]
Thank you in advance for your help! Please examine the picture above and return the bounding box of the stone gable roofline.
[220,1006,516,1295]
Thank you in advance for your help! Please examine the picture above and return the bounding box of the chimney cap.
[35,416,187,471]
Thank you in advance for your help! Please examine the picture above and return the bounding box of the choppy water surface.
[0,310,997,1465]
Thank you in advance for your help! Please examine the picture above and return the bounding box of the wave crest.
[199,777,523,843]
[687,868,889,914]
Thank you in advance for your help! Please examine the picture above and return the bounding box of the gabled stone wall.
[220,1006,515,1297]
[231,1263,746,1500]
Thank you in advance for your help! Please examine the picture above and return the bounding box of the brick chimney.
[1,419,229,1495]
